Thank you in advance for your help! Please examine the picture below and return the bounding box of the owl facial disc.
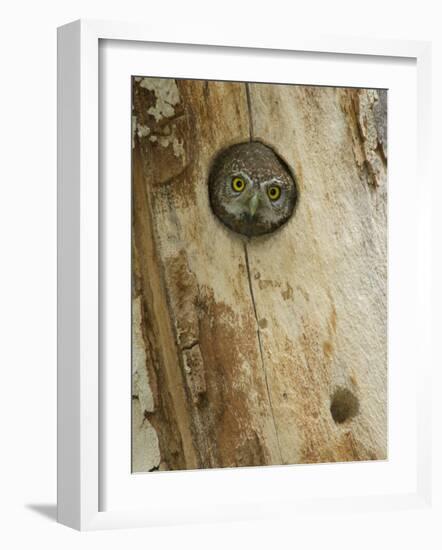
[208,141,298,237]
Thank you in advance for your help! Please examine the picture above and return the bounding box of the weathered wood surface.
[131,77,387,472]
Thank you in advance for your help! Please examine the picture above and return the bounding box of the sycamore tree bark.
[131,77,387,472]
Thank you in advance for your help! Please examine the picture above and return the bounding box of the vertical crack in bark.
[243,84,282,461]
[245,83,254,142]
[243,241,283,462]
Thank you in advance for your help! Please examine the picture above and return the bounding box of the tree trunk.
[131,77,387,472]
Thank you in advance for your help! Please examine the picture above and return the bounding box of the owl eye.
[231,176,246,193]
[267,185,281,201]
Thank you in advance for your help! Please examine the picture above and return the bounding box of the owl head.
[208,141,298,237]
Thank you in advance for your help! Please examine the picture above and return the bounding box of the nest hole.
[330,387,360,424]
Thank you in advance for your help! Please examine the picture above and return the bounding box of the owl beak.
[248,194,259,217]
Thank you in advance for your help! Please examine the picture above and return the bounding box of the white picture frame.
[57,19,432,531]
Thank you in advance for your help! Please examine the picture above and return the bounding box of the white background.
[0,0,441,548]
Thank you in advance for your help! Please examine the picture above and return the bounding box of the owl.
[208,141,297,237]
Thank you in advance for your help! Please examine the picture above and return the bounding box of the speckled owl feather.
[208,141,298,237]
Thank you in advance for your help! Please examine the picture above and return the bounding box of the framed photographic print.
[130,75,387,474]
[57,20,432,530]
